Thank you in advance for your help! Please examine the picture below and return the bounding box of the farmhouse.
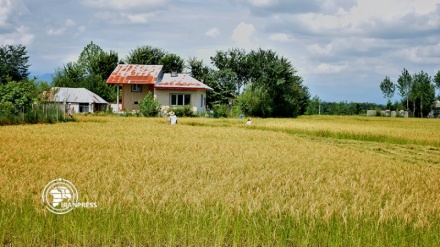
[106,64,213,113]
[46,87,108,113]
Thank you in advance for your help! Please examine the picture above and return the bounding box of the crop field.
[1,115,440,246]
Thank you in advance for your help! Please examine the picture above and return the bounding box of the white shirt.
[169,115,177,124]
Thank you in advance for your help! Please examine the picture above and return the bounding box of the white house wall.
[154,89,206,113]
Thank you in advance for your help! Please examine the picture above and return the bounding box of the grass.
[0,115,439,246]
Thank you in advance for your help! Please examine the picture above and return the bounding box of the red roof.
[155,73,213,91]
[106,64,163,84]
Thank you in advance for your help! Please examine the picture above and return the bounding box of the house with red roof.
[106,64,213,113]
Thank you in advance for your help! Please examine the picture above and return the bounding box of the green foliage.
[411,71,435,117]
[210,48,250,91]
[168,105,195,117]
[397,68,412,111]
[139,92,161,117]
[159,53,185,73]
[125,45,166,64]
[306,95,320,115]
[210,48,309,118]
[52,42,119,102]
[235,85,265,117]
[0,44,30,85]
[0,80,73,125]
[207,69,237,106]
[212,104,230,118]
[379,76,395,102]
[434,70,440,90]
[0,80,35,114]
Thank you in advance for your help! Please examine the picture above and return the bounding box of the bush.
[168,105,195,117]
[212,104,229,118]
[139,92,161,117]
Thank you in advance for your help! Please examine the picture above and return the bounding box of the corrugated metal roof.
[51,87,108,104]
[106,64,163,84]
[155,73,213,91]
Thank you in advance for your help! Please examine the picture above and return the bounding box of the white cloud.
[268,32,289,42]
[316,63,347,74]
[205,28,221,38]
[307,43,333,55]
[78,26,86,33]
[294,0,440,35]
[47,28,66,36]
[231,22,255,43]
[127,14,148,24]
[65,19,76,27]
[82,0,169,11]
[0,0,13,27]
[248,0,277,7]
[0,25,34,45]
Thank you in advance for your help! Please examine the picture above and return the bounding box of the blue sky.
[1,0,439,103]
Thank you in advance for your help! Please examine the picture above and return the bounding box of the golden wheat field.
[1,115,440,246]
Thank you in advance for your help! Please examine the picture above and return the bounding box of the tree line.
[380,68,440,117]
[0,42,310,119]
[305,95,386,116]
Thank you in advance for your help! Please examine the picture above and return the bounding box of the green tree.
[159,53,185,73]
[0,80,35,113]
[379,76,395,110]
[52,42,119,102]
[187,57,217,107]
[434,70,440,98]
[208,68,238,106]
[306,95,320,115]
[411,71,435,117]
[125,46,166,64]
[397,68,412,111]
[210,48,250,93]
[245,48,309,117]
[139,91,161,117]
[0,44,30,84]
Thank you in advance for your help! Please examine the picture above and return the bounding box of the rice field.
[1,115,439,246]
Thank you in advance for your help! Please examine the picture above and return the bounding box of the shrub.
[212,104,229,118]
[139,92,161,117]
[168,105,195,117]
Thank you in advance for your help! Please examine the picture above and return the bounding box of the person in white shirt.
[169,111,177,124]
[246,118,252,125]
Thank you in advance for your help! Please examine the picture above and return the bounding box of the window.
[170,94,191,106]
[79,103,89,113]
[131,84,142,92]
[200,94,204,107]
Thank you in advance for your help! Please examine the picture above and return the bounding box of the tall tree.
[208,68,238,105]
[159,53,184,73]
[125,46,166,64]
[210,48,249,93]
[379,76,395,110]
[397,68,412,111]
[434,70,440,98]
[0,44,30,84]
[237,48,309,117]
[187,57,212,83]
[411,71,435,117]
[52,42,119,102]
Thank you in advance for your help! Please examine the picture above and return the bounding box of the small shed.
[47,87,108,113]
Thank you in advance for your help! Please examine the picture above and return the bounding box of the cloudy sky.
[1,0,440,103]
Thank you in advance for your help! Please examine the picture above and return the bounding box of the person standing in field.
[169,111,177,125]
[68,104,73,118]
